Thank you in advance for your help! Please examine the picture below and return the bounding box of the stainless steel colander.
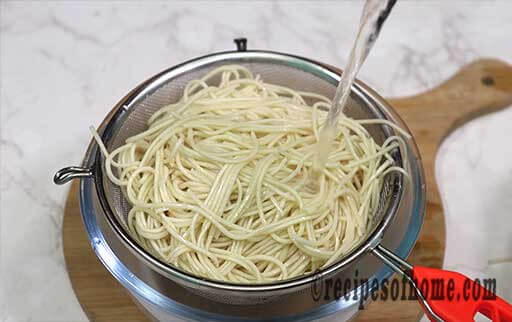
[54,40,432,321]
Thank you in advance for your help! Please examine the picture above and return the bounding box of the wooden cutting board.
[62,58,512,322]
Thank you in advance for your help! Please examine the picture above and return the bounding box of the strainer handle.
[412,266,512,322]
[372,244,512,322]
[372,244,443,321]
[54,166,93,185]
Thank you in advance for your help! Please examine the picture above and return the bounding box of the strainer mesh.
[99,57,400,285]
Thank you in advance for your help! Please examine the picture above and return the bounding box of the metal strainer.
[54,40,431,320]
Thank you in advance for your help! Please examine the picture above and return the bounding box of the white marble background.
[1,1,511,321]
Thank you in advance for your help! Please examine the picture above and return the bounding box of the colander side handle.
[54,166,93,185]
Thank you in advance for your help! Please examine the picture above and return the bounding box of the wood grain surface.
[62,58,512,322]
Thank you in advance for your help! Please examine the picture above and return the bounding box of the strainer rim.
[92,49,405,292]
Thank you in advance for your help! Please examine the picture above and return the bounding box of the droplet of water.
[91,237,101,249]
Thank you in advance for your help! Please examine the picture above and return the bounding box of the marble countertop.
[1,1,511,321]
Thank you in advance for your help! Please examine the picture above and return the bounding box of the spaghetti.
[92,65,408,283]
